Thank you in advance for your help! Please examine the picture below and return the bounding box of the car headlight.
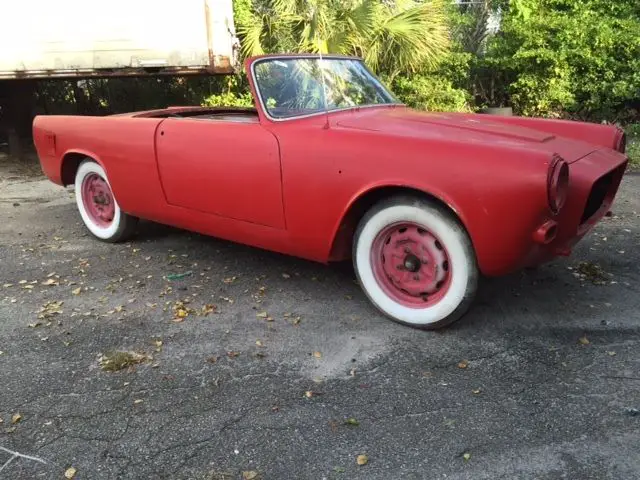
[547,155,569,215]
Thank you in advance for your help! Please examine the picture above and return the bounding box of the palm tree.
[236,0,450,79]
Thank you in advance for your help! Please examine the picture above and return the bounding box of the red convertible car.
[33,54,628,329]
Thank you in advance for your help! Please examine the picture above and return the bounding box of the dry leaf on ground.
[99,351,149,372]
[356,454,368,465]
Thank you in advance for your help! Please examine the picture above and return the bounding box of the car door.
[155,117,285,229]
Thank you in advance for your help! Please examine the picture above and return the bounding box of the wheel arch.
[60,149,106,186]
[328,184,474,262]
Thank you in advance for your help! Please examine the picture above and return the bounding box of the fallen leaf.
[607,351,617,356]
[256,311,268,318]
[72,287,82,295]
[41,278,58,286]
[3,283,13,288]
[242,471,259,480]
[256,340,264,347]
[458,360,469,369]
[356,454,368,465]
[64,467,77,479]
[99,351,148,372]
[227,351,240,358]
[154,340,163,348]
[18,280,27,284]
[11,413,22,424]
[472,389,481,394]
[38,300,63,319]
[578,336,590,345]
[201,304,217,315]
[463,453,471,461]
[344,417,359,426]
[313,351,322,359]
[304,390,314,398]
[134,399,143,404]
[282,273,291,279]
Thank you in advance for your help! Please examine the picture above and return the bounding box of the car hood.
[335,107,597,163]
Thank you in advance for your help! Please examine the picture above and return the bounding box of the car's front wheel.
[74,159,138,242]
[353,195,478,329]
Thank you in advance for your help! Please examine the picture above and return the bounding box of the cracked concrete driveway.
[1,159,639,480]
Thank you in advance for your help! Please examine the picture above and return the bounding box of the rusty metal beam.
[0,63,235,81]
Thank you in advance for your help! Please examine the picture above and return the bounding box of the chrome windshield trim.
[250,55,402,123]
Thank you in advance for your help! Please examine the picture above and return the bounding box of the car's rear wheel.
[74,159,137,242]
[353,195,478,329]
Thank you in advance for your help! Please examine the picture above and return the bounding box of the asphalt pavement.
[1,160,639,479]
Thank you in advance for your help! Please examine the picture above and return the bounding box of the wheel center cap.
[403,254,421,273]
[94,195,109,206]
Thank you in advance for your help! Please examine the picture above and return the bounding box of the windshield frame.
[249,54,403,122]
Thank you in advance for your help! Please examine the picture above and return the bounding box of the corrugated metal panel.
[0,0,238,78]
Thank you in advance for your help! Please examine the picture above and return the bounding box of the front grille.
[580,171,614,224]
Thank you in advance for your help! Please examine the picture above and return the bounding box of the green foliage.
[479,0,640,121]
[202,91,254,107]
[387,49,474,112]
[201,75,253,107]
[236,0,450,78]
[391,74,472,112]
[627,124,640,168]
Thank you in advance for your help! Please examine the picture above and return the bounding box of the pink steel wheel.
[370,222,451,308]
[74,159,138,242]
[81,173,115,227]
[353,195,478,329]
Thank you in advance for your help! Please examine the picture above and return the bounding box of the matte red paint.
[81,173,115,227]
[371,222,451,308]
[32,54,629,277]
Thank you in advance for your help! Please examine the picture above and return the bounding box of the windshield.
[252,57,398,120]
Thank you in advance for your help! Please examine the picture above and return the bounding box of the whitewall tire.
[74,159,137,242]
[353,195,478,329]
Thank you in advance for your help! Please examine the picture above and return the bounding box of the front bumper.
[524,148,628,267]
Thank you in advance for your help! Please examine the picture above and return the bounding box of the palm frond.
[368,0,450,76]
